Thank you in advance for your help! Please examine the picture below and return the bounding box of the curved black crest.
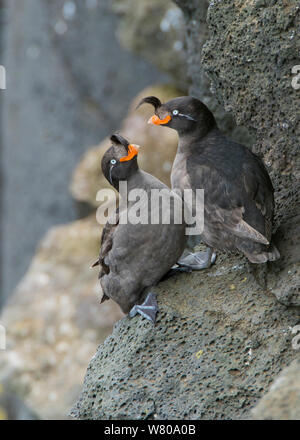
[136,96,162,111]
[110,134,130,150]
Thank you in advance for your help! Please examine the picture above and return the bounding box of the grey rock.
[251,358,300,420]
[272,278,300,307]
[173,0,253,146]
[71,253,300,420]
[178,0,300,305]
[202,0,300,228]
[265,215,300,307]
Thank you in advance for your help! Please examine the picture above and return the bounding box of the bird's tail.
[244,242,280,263]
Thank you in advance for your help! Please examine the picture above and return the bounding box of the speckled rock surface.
[112,0,187,88]
[251,358,300,419]
[0,216,123,419]
[175,0,300,303]
[173,0,253,146]
[202,0,300,224]
[70,84,182,208]
[201,0,300,308]
[71,252,300,420]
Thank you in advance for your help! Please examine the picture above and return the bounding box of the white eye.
[172,109,179,115]
[110,159,116,165]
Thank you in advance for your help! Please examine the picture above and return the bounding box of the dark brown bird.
[137,96,280,268]
[92,134,187,323]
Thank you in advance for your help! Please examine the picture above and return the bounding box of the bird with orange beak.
[137,95,279,268]
[93,134,187,324]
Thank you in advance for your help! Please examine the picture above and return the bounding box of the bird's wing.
[92,208,120,304]
[97,207,120,278]
[241,154,274,241]
[100,194,186,313]
[186,150,273,244]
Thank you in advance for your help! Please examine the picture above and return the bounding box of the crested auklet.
[137,96,280,267]
[92,134,187,323]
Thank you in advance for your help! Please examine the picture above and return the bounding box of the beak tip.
[131,144,140,151]
[147,114,171,126]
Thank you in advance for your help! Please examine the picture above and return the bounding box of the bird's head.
[137,95,216,136]
[101,134,140,190]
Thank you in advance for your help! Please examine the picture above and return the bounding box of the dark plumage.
[94,134,187,322]
[138,95,280,264]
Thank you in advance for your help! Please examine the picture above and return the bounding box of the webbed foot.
[129,292,158,324]
[177,248,217,270]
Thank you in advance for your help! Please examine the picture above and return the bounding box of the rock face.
[202,0,300,226]
[173,0,253,146]
[70,84,182,208]
[251,358,300,420]
[112,0,187,88]
[200,0,300,307]
[0,216,123,419]
[71,253,299,420]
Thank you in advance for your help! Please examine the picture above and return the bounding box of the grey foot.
[177,248,217,270]
[129,292,158,324]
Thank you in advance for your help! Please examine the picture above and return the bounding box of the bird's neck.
[117,169,145,195]
[177,125,220,154]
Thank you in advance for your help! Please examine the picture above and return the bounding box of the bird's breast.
[171,151,190,193]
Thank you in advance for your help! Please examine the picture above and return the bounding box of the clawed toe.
[177,249,217,270]
[129,292,158,324]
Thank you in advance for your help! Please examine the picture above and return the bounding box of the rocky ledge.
[71,251,299,419]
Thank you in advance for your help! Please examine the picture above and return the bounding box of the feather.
[110,134,129,149]
[90,259,100,268]
[229,219,270,245]
[136,96,162,111]
[100,293,109,304]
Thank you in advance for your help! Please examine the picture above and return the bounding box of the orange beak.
[148,114,171,125]
[119,144,140,162]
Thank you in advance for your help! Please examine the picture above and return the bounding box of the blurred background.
[0,0,189,419]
